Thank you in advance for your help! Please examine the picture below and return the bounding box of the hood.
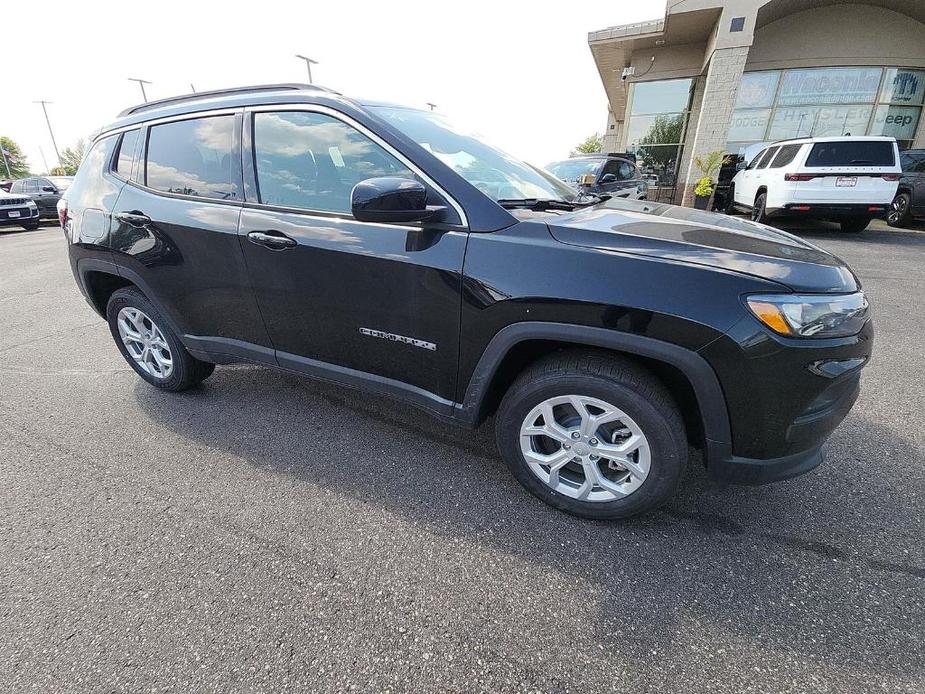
[546,198,858,293]
[0,189,33,201]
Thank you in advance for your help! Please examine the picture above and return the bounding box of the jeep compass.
[62,84,873,519]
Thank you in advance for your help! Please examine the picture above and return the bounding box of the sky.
[1,0,666,175]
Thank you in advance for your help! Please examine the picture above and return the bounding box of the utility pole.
[295,55,318,84]
[33,100,61,165]
[38,146,50,173]
[426,102,437,111]
[0,146,11,178]
[128,77,152,102]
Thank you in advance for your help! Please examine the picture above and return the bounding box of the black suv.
[10,175,73,220]
[888,148,925,227]
[546,154,646,199]
[63,84,872,519]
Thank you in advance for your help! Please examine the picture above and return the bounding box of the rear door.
[238,106,468,403]
[795,139,899,203]
[110,112,271,354]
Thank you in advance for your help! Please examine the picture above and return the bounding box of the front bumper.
[770,202,890,219]
[0,206,40,226]
[700,316,872,484]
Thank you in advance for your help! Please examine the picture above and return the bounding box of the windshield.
[546,159,602,183]
[47,176,72,190]
[373,106,576,202]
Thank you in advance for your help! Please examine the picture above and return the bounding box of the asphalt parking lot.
[1,220,923,693]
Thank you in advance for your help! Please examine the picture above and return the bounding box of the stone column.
[680,46,750,206]
[601,107,622,154]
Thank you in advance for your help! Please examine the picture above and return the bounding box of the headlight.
[27,200,37,207]
[746,292,869,338]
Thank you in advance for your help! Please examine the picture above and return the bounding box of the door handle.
[247,230,297,250]
[115,211,152,227]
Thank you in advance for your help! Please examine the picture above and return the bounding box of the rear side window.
[770,144,801,168]
[114,129,140,178]
[756,147,779,169]
[804,141,895,167]
[253,111,414,213]
[146,116,239,200]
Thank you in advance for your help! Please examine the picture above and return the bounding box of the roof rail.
[117,83,335,117]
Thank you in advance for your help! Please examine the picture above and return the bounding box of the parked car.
[63,84,872,519]
[546,154,647,199]
[726,136,900,233]
[887,148,925,228]
[0,188,40,230]
[9,175,73,220]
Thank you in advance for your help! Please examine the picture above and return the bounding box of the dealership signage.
[778,68,882,106]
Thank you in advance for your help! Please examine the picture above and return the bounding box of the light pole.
[128,77,152,102]
[33,100,61,166]
[295,55,318,84]
[426,102,437,111]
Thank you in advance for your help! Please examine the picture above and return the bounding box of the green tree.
[58,139,87,175]
[573,133,603,155]
[637,114,685,177]
[0,136,31,179]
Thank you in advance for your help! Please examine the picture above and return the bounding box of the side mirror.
[736,162,747,171]
[351,177,442,224]
[42,185,56,193]
[599,173,617,184]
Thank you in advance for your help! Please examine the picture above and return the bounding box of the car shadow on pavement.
[133,364,925,681]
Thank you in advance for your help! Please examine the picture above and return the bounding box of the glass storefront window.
[728,108,771,142]
[735,72,780,109]
[626,113,686,146]
[777,67,881,106]
[626,78,693,192]
[879,68,925,105]
[631,79,693,115]
[726,66,924,152]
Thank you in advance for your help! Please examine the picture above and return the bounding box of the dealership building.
[589,0,925,203]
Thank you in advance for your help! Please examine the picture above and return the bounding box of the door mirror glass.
[599,173,617,184]
[42,186,56,192]
[736,162,747,171]
[351,177,439,223]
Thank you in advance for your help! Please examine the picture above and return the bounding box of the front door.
[238,108,467,403]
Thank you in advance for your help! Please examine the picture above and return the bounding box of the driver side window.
[253,111,415,214]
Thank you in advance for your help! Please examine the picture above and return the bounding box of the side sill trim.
[182,335,458,421]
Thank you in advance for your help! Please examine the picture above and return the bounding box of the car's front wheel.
[887,192,911,228]
[839,216,872,233]
[22,221,39,231]
[495,351,687,520]
[106,287,214,391]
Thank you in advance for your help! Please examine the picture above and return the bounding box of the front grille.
[0,197,29,206]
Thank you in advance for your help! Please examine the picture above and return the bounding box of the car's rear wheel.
[751,191,767,223]
[839,216,872,233]
[495,351,687,520]
[106,287,214,391]
[887,192,911,228]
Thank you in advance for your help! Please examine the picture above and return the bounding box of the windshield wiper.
[496,198,578,211]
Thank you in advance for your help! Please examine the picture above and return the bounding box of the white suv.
[727,136,901,233]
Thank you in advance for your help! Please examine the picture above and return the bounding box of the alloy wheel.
[889,196,908,225]
[519,394,651,502]
[117,307,173,379]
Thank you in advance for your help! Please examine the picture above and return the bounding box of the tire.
[22,221,40,231]
[724,184,737,214]
[106,287,214,391]
[751,191,768,224]
[887,192,911,228]
[839,216,872,233]
[495,350,687,520]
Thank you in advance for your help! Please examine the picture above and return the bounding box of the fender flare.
[456,321,732,456]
